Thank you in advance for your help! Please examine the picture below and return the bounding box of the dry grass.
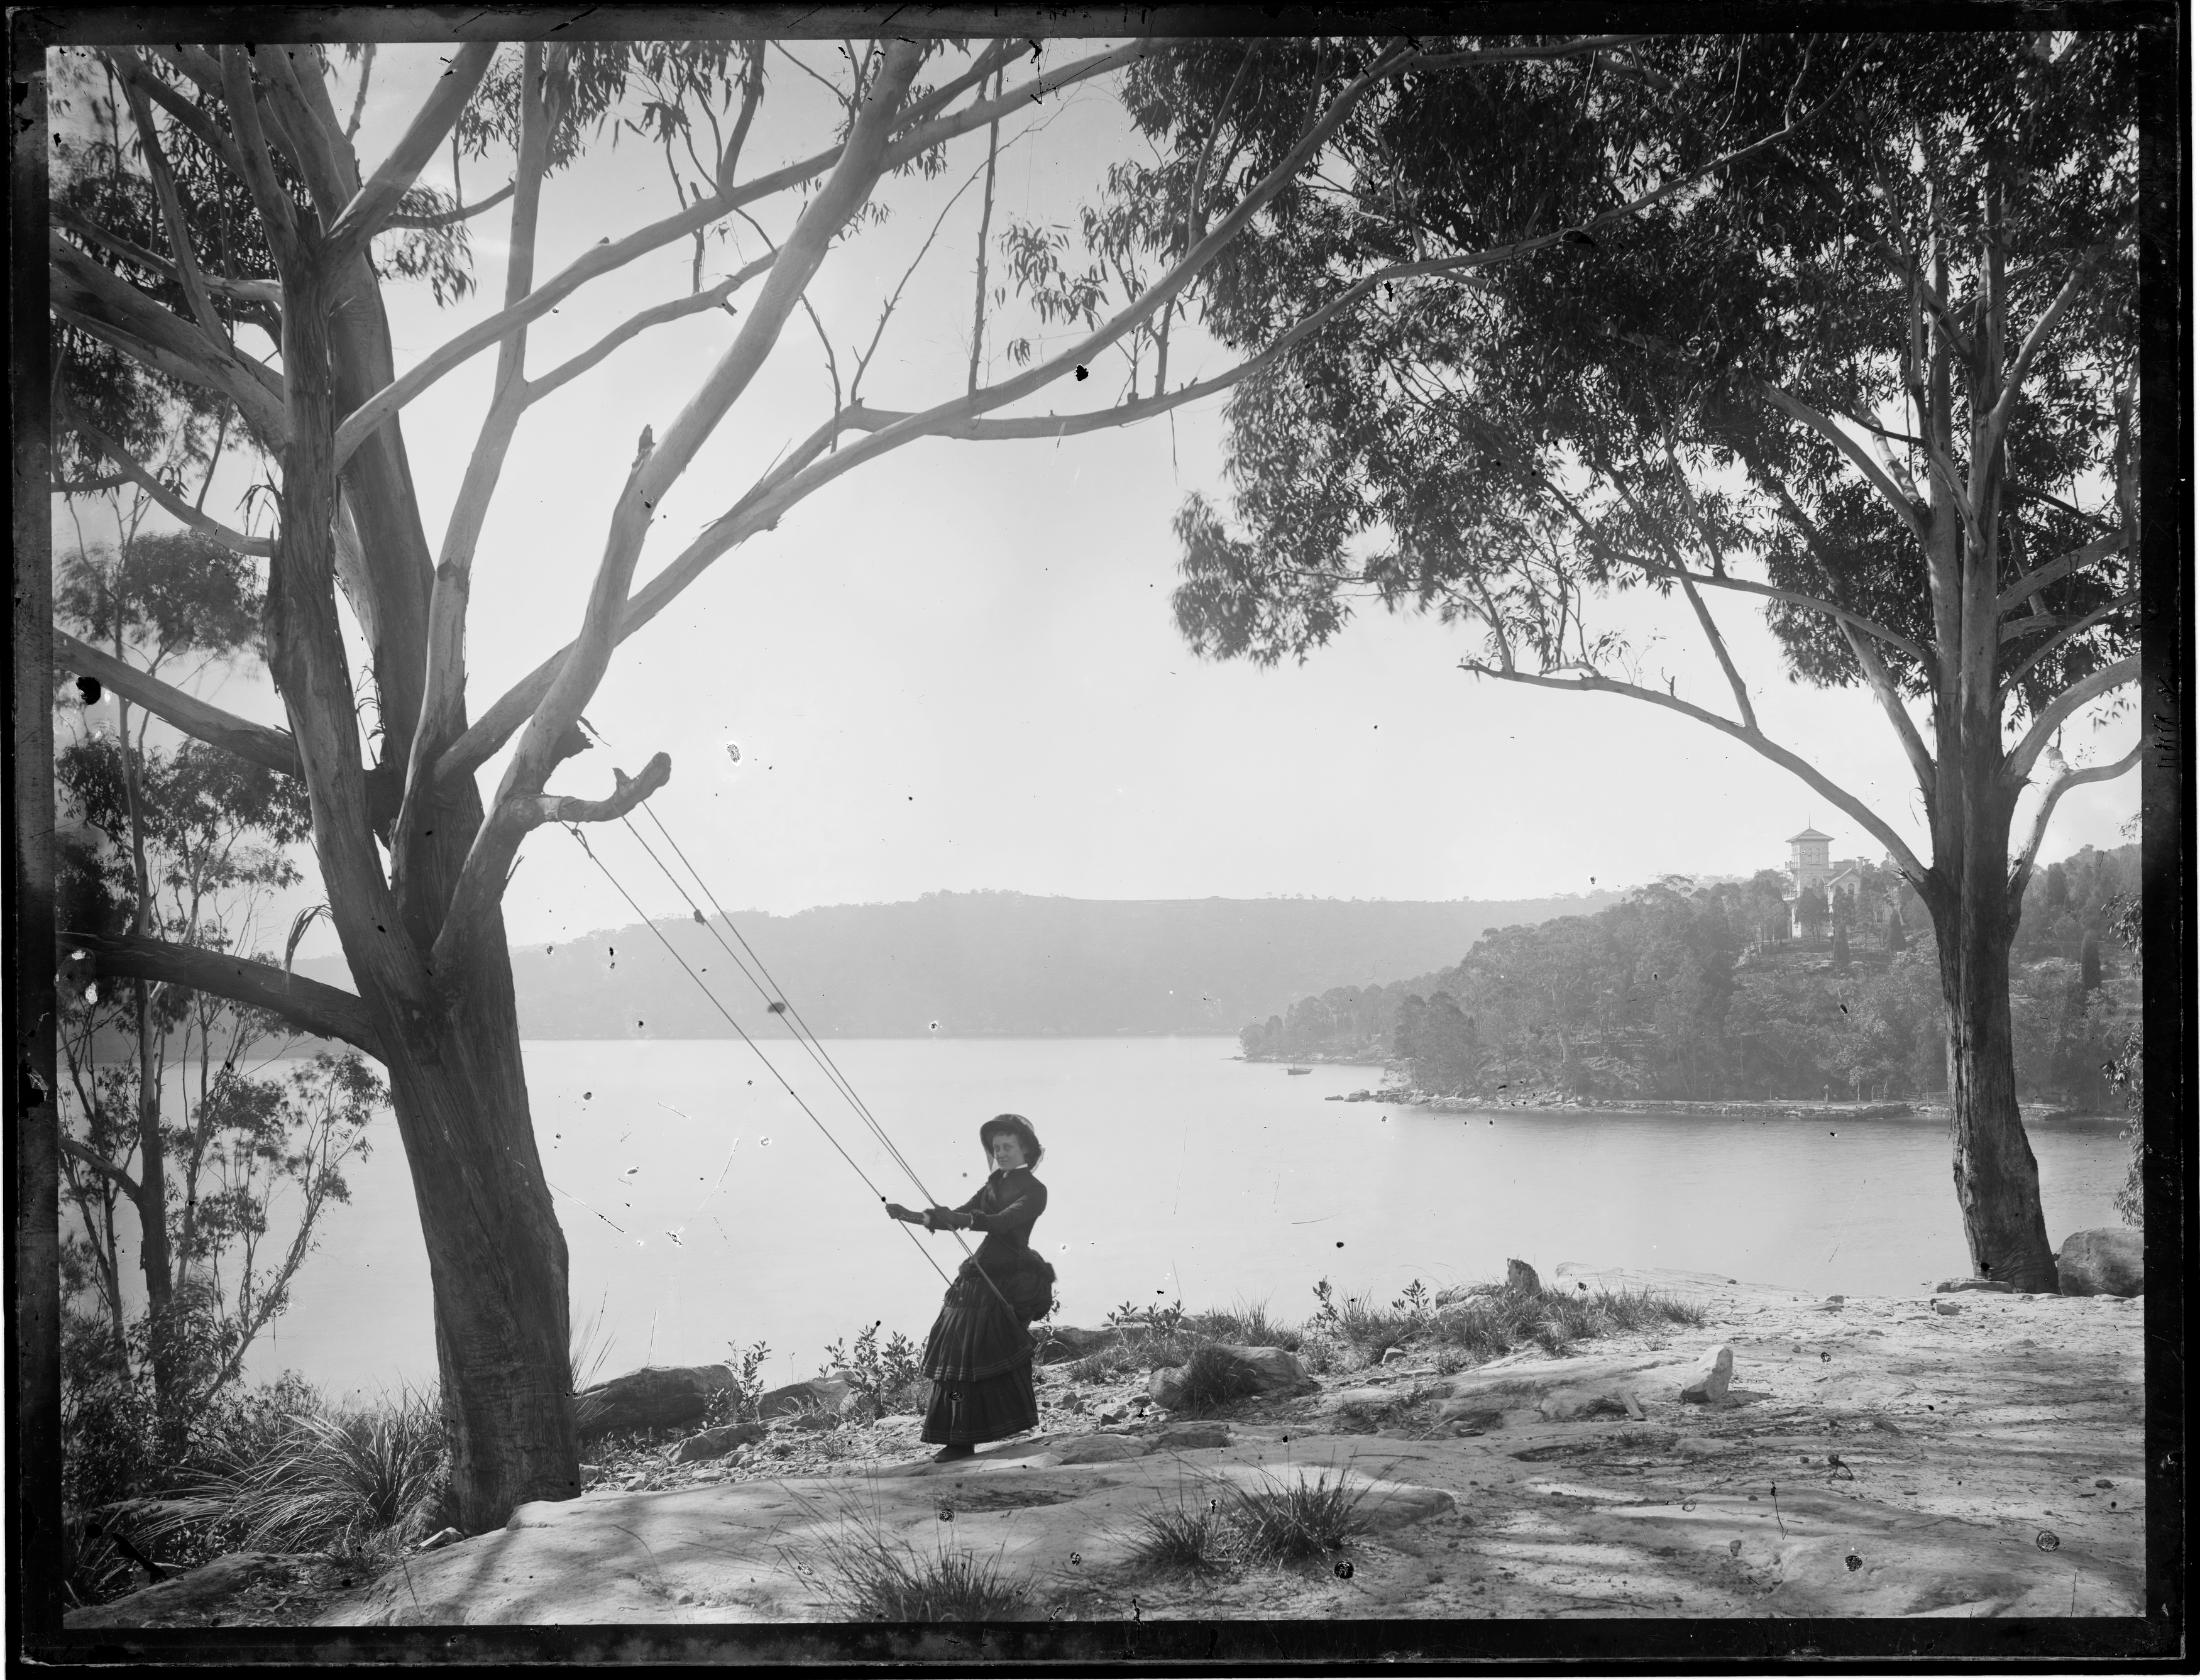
[789,1504,1031,1622]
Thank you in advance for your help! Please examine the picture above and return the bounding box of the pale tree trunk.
[270,255,575,1532]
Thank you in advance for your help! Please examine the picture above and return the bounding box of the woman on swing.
[885,1114,1055,1464]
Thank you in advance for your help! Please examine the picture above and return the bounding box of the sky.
[53,40,2142,961]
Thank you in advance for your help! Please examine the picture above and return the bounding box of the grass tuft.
[190,1385,446,1556]
[1182,1298,1302,1353]
[1127,1502,1229,1574]
[795,1510,1030,1621]
[1421,1284,1705,1361]
[1172,1345,1265,1417]
[1224,1469,1373,1566]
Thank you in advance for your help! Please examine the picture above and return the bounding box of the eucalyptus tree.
[43,31,1644,1525]
[1151,33,2142,1290]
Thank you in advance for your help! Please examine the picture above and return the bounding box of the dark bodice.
[949,1167,1047,1266]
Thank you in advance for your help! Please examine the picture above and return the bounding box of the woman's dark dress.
[920,1167,1053,1447]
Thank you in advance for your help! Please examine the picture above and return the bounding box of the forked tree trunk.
[270,261,577,1531]
[1926,811,2059,1294]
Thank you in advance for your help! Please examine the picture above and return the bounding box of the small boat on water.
[1285,1066,1312,1075]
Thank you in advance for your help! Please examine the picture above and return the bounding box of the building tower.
[1786,826,1834,895]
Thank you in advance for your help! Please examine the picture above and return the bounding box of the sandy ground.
[283,1266,2142,1625]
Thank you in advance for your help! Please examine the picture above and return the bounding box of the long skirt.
[920,1269,1038,1447]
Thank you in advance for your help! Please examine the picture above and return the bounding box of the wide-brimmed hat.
[978,1112,1042,1165]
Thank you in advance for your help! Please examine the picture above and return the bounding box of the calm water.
[234,1038,2128,1401]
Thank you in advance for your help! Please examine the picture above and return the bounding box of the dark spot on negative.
[75,676,102,705]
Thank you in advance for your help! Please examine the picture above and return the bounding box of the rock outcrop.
[2056,1227,2143,1297]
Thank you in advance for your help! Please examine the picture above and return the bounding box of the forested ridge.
[1243,846,2139,1109]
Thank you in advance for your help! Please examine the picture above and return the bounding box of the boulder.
[2057,1227,2143,1298]
[1934,1277,2015,1293]
[756,1374,854,1419]
[1210,1343,1319,1397]
[1505,1258,1542,1295]
[1679,1344,1734,1404]
[672,1422,765,1463]
[574,1364,740,1438]
[1149,1344,1316,1411]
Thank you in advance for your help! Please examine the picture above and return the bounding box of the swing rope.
[620,811,938,1210]
[563,823,953,1289]
[611,812,1034,1327]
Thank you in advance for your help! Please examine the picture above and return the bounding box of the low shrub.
[702,1340,773,1428]
[1307,1278,1418,1364]
[819,1322,924,1417]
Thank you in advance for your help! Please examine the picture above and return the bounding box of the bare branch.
[333,42,1157,466]
[53,629,302,778]
[344,40,375,140]
[67,933,384,1060]
[219,48,300,264]
[966,67,1002,396]
[2012,743,2142,879]
[1978,251,2101,483]
[393,43,556,902]
[436,45,927,969]
[1752,380,1923,536]
[52,203,283,304]
[525,260,769,404]
[51,233,286,436]
[1461,659,1930,882]
[799,294,842,423]
[55,398,270,556]
[1994,531,2125,618]
[432,757,668,978]
[534,754,671,827]
[117,74,225,339]
[2003,654,2140,787]
[384,181,514,229]
[325,41,497,258]
[60,1138,143,1202]
[2001,594,2138,698]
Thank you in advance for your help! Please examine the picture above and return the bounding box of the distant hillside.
[295,891,1619,1040]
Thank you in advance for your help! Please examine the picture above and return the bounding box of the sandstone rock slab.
[1935,1277,2015,1294]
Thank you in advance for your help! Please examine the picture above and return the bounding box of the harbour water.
[234,1037,2129,1400]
